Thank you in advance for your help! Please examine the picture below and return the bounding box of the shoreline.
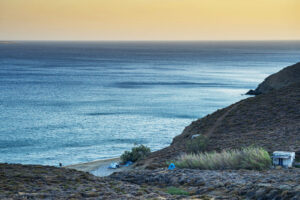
[64,157,133,177]
[65,157,120,172]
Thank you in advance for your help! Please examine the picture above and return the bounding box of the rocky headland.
[246,62,300,95]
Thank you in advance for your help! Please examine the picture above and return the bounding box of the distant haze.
[1,0,300,40]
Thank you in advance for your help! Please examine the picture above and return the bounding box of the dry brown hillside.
[247,62,300,95]
[139,78,300,169]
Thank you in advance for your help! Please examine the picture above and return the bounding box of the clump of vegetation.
[186,134,208,153]
[173,147,271,170]
[295,157,300,168]
[121,144,151,163]
[166,187,190,196]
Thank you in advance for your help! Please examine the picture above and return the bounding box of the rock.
[255,188,266,198]
[278,185,292,190]
[257,183,271,187]
[246,89,260,95]
[82,191,99,197]
[265,189,278,199]
[275,166,283,170]
[294,185,300,191]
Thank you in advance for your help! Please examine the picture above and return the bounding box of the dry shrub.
[173,147,271,170]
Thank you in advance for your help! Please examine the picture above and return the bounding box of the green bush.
[186,134,208,153]
[173,147,271,170]
[121,144,151,163]
[166,187,189,196]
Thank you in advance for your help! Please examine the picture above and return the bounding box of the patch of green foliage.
[173,147,271,170]
[186,134,208,153]
[121,144,151,163]
[166,187,189,196]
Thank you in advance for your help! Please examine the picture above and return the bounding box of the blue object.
[168,163,176,170]
[124,161,133,166]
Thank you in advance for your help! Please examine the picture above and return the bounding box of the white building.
[272,151,295,168]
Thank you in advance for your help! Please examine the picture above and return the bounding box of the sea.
[1,41,300,166]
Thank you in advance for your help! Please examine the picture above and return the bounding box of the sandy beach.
[65,157,133,177]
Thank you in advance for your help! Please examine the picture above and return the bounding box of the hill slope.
[139,64,300,169]
[247,62,300,95]
[0,163,174,199]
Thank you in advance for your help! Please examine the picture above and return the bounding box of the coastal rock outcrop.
[246,62,300,95]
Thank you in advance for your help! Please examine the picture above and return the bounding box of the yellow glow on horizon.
[1,0,299,40]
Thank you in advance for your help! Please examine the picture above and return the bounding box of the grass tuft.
[173,147,271,170]
[166,187,190,196]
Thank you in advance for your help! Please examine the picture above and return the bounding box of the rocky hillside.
[139,63,300,169]
[247,62,300,95]
[1,163,299,199]
[0,163,174,199]
[111,168,300,200]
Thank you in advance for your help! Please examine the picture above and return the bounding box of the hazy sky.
[1,0,299,40]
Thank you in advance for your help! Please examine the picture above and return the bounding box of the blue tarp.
[124,161,133,166]
[168,163,176,170]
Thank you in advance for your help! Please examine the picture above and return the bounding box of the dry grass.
[173,147,271,170]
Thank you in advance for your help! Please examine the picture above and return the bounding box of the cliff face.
[139,63,300,169]
[247,62,300,95]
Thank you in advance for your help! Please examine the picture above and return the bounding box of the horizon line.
[1,39,300,42]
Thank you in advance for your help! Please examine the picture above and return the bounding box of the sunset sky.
[1,0,299,41]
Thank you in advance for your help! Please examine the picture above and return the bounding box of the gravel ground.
[2,163,299,199]
[110,168,300,199]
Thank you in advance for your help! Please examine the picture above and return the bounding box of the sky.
[1,0,300,41]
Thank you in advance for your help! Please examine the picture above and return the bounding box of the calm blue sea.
[1,41,300,166]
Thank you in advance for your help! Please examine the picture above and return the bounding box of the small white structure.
[272,151,295,168]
